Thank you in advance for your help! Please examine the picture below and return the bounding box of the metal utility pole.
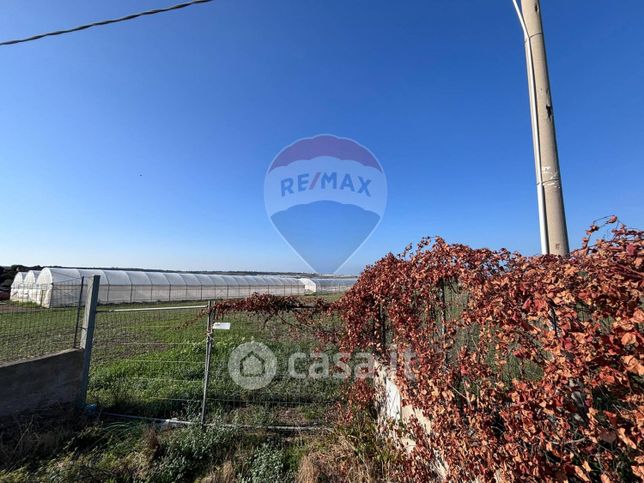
[513,0,570,256]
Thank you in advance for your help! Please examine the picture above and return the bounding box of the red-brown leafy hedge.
[207,219,642,480]
[337,218,643,481]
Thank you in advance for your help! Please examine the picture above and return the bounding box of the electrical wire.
[0,0,214,47]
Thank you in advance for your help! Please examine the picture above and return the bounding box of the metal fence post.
[78,275,100,408]
[73,276,85,348]
[200,301,214,427]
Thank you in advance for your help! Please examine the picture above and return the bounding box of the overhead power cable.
[0,0,214,47]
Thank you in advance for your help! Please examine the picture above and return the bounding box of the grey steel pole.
[200,301,214,427]
[517,0,570,256]
[73,276,85,348]
[78,275,100,407]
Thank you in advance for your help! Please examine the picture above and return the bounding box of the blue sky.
[0,0,642,274]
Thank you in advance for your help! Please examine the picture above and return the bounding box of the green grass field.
[0,294,567,483]
[1,295,345,428]
[0,304,82,363]
[0,295,394,483]
[90,303,344,427]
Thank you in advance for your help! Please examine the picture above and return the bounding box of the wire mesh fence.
[203,309,343,429]
[88,303,207,421]
[86,298,344,429]
[0,279,85,363]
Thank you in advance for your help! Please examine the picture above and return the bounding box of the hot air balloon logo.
[264,134,387,274]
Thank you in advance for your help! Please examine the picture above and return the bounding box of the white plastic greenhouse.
[10,272,26,302]
[9,268,359,308]
[301,277,358,294]
[23,268,307,308]
[23,270,41,304]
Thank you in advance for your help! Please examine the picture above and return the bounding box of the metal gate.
[87,300,341,429]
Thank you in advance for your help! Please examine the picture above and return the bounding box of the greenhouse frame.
[26,268,307,308]
[9,268,358,308]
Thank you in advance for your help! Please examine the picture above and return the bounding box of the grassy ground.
[0,304,81,363]
[0,294,345,426]
[0,406,397,482]
[87,295,343,427]
[0,294,400,481]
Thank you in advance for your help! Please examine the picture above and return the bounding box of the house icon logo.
[240,352,265,377]
[228,342,277,390]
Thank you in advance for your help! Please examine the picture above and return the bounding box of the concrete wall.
[374,361,449,480]
[0,349,83,418]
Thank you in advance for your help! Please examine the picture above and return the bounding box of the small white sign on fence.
[213,322,231,330]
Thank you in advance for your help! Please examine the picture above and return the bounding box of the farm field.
[90,297,345,427]
[0,303,81,363]
[0,295,346,426]
[0,294,386,482]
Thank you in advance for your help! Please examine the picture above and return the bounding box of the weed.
[238,442,292,483]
